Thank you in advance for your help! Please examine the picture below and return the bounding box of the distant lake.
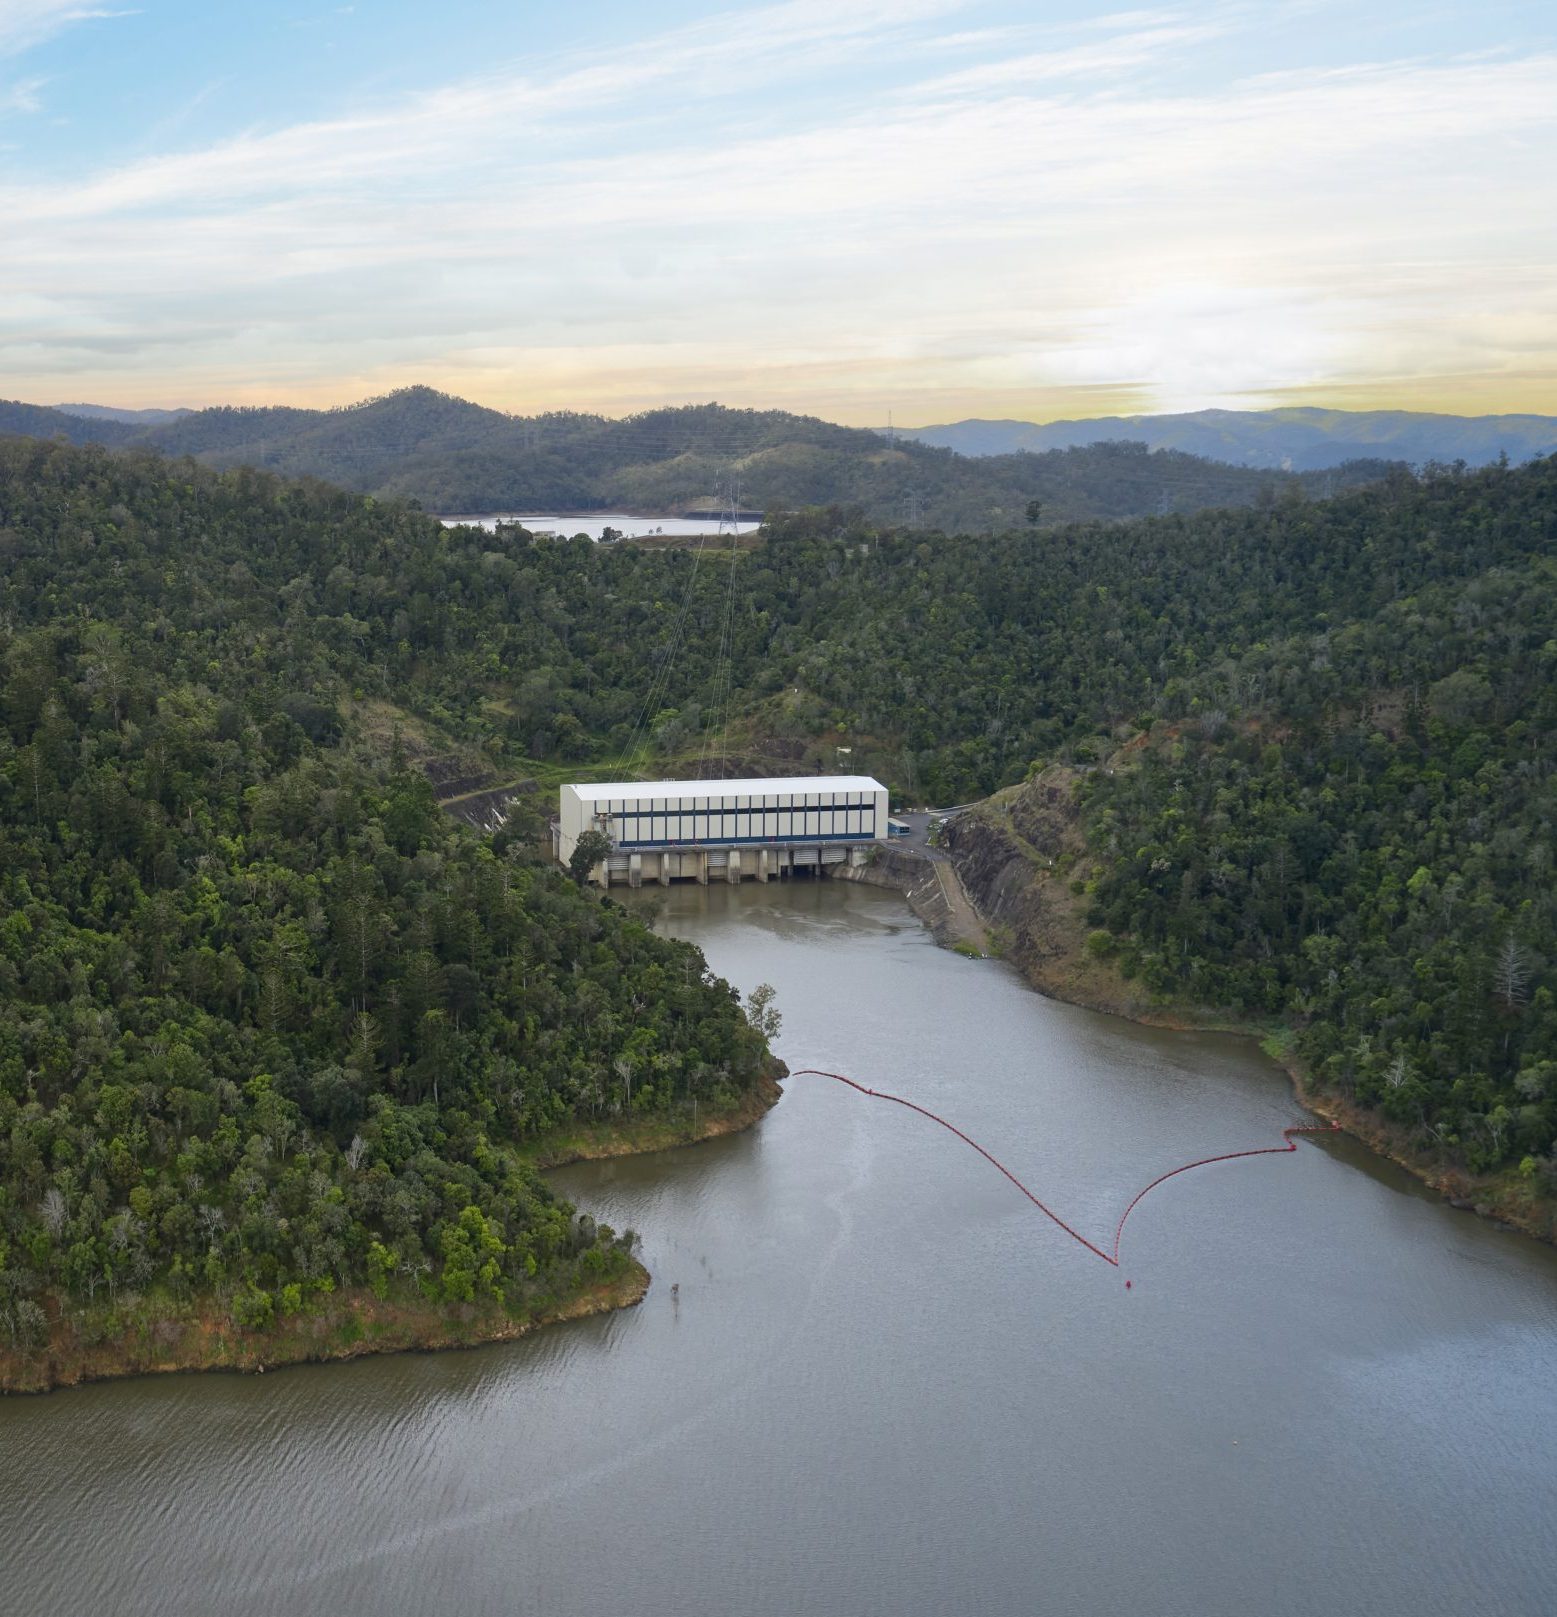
[441,512,760,541]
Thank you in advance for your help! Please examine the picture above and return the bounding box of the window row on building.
[588,790,877,815]
[613,806,875,847]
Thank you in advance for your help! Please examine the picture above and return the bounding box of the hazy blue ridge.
[52,403,194,425]
[0,399,139,446]
[897,407,1557,469]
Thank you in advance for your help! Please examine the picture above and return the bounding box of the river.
[4,881,1556,1616]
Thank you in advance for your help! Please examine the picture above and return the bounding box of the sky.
[2,0,1555,424]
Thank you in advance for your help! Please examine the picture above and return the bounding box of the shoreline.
[518,1069,784,1170]
[852,825,1554,1249]
[2,1076,783,1396]
[0,1265,651,1397]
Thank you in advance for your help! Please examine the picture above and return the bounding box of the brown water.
[4,881,1556,1616]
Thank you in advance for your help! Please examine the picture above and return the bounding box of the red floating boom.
[786,1068,1339,1273]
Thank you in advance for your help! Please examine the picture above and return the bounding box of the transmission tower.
[717,468,744,538]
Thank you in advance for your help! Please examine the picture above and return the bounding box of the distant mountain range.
[1,387,1399,530]
[895,406,1557,470]
[53,402,193,425]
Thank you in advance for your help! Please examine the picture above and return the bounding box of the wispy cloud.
[0,71,43,112]
[901,22,1228,98]
[3,0,978,222]
[0,2,136,60]
[2,0,1555,417]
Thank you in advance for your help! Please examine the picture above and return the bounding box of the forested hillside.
[0,388,1389,530]
[0,400,138,448]
[1075,548,1557,1201]
[3,442,1539,822]
[439,459,1557,812]
[0,442,1519,815]
[2,437,1554,1365]
[0,442,772,1373]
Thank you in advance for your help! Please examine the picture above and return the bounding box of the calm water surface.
[5,882,1556,1616]
[441,513,760,540]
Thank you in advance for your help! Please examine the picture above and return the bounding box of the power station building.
[556,776,889,887]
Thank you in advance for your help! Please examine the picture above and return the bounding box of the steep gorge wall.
[943,771,1144,1017]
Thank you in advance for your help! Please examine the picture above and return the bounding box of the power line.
[698,469,744,779]
[613,528,712,778]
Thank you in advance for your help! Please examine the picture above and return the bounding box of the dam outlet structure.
[555,776,890,888]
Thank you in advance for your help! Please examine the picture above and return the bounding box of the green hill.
[0,387,1392,529]
[0,399,139,447]
[0,439,774,1384]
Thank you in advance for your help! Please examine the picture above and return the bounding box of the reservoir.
[4,882,1556,1616]
[442,512,760,540]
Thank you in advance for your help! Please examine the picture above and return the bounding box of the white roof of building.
[569,775,884,802]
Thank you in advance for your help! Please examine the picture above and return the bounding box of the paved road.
[883,807,990,950]
[887,806,972,856]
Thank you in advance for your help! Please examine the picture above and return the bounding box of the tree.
[744,983,782,1041]
[39,1188,67,1240]
[439,1206,507,1304]
[569,830,612,885]
[2,1296,48,1353]
[1494,932,1533,1011]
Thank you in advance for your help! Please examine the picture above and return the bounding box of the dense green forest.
[1,436,1554,1362]
[1,440,1539,814]
[374,456,1557,810]
[1077,549,1557,1188]
[0,388,1392,531]
[0,442,772,1360]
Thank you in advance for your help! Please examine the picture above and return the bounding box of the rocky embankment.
[831,845,986,951]
[518,1067,785,1169]
[0,1263,651,1397]
[941,769,1149,1016]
